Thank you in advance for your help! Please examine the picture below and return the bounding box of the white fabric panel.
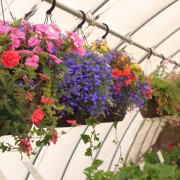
[0,136,33,180]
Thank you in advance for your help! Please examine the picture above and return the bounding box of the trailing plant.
[0,19,85,155]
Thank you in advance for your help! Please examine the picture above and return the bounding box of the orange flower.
[26,91,33,101]
[37,73,50,80]
[41,96,54,104]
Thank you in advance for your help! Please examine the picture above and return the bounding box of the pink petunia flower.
[18,50,33,56]
[49,54,62,64]
[66,31,85,56]
[10,34,20,50]
[33,46,43,54]
[46,40,54,53]
[28,37,39,47]
[33,24,49,33]
[25,55,39,68]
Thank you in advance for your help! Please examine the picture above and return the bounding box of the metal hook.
[102,23,109,39]
[173,62,178,69]
[46,0,56,15]
[147,48,153,59]
[160,54,165,64]
[77,10,86,29]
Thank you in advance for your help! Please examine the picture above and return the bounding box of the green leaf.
[85,147,92,157]
[92,159,103,168]
[42,65,51,78]
[81,134,90,144]
[85,116,98,126]
[158,164,175,178]
[113,121,118,129]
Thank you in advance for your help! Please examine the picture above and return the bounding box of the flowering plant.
[56,49,113,126]
[103,50,151,115]
[142,70,180,116]
[0,19,85,154]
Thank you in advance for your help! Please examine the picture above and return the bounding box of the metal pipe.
[71,0,110,32]
[44,1,179,67]
[138,27,180,64]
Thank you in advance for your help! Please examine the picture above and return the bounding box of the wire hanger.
[44,0,56,24]
[77,10,86,29]
[102,23,109,39]
[160,54,165,64]
[147,48,153,59]
[76,10,89,48]
[0,0,5,25]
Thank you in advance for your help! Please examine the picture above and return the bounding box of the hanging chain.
[0,0,5,24]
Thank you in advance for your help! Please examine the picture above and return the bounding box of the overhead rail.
[113,0,179,50]
[71,0,109,32]
[138,27,180,63]
[44,0,180,67]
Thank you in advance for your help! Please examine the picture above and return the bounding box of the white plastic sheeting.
[0,0,179,179]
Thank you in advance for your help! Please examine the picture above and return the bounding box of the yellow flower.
[131,62,142,73]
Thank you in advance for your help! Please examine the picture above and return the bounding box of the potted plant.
[140,70,180,118]
[0,19,85,155]
[56,49,114,126]
[101,50,151,121]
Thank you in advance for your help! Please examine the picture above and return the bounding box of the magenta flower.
[0,25,9,34]
[11,28,25,39]
[49,54,62,64]
[33,24,49,33]
[66,31,85,56]
[28,37,39,47]
[10,34,20,50]
[25,55,39,68]
[46,40,54,53]
[18,50,33,56]
[33,46,43,53]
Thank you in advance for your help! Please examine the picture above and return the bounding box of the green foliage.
[148,70,180,116]
[144,145,180,169]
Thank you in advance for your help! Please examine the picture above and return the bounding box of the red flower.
[112,68,121,78]
[18,139,32,154]
[66,120,77,125]
[31,106,45,125]
[49,129,58,144]
[41,96,55,104]
[0,50,21,68]
[124,79,132,86]
[167,143,177,151]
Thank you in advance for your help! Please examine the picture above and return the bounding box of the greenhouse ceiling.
[0,0,179,180]
[0,0,180,74]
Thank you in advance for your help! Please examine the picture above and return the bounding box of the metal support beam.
[43,1,179,67]
[168,48,180,58]
[71,0,110,32]
[138,27,180,64]
[113,0,179,50]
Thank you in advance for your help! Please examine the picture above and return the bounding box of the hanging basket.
[140,98,170,118]
[98,106,126,123]
[57,106,126,127]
